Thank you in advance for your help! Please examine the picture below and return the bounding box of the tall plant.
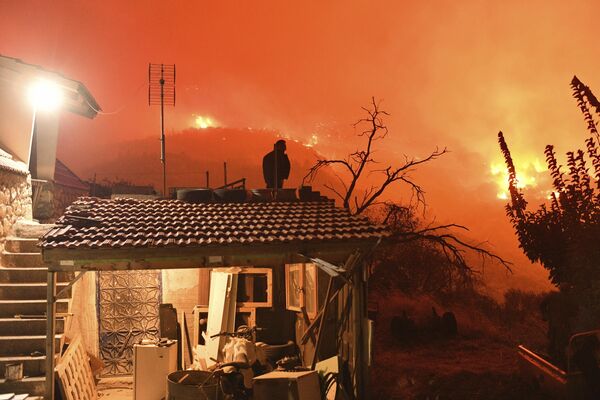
[498,76,600,334]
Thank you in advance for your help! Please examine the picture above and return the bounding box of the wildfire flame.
[490,157,547,200]
[304,134,319,148]
[194,115,217,129]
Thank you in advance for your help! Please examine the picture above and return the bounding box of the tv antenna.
[149,63,176,197]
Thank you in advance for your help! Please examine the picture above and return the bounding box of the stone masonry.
[0,158,33,251]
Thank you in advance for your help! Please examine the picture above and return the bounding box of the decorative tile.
[97,270,161,376]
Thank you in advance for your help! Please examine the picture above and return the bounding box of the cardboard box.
[253,370,320,400]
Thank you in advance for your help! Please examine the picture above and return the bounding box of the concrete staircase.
[0,222,71,398]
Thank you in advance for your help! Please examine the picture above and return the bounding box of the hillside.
[69,127,331,193]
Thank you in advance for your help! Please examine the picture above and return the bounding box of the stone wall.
[0,168,32,250]
[34,182,88,222]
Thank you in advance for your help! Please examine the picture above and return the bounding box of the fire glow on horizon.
[194,115,218,129]
[489,158,548,200]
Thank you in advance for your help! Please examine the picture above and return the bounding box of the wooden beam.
[311,276,334,370]
[300,306,316,346]
[43,240,375,266]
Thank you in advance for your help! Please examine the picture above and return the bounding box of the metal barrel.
[167,370,221,400]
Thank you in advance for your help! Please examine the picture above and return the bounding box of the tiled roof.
[54,160,89,191]
[41,197,389,250]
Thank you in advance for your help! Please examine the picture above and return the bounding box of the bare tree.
[303,97,446,215]
[305,98,511,277]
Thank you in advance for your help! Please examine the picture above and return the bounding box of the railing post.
[46,270,56,399]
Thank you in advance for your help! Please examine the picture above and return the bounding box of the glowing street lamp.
[27,79,64,179]
[28,79,63,112]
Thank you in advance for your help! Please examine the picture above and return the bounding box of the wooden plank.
[197,268,210,306]
[56,336,97,400]
[205,272,231,366]
[300,306,316,346]
[47,253,345,272]
[182,313,193,368]
[43,240,374,265]
[311,276,334,370]
[205,269,238,367]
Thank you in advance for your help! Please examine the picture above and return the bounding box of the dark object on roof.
[54,159,89,191]
[41,196,389,250]
[213,188,247,203]
[262,140,290,189]
[177,188,214,203]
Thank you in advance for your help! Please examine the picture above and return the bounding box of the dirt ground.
[369,291,551,399]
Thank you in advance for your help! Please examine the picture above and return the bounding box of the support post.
[352,262,368,399]
[45,270,57,400]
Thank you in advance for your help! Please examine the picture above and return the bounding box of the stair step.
[0,376,45,396]
[0,318,64,336]
[4,237,40,254]
[0,299,69,318]
[0,283,70,300]
[0,355,57,379]
[0,335,61,356]
[13,220,55,239]
[0,268,73,284]
[1,252,44,269]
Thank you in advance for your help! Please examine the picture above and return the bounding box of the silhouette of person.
[262,140,290,189]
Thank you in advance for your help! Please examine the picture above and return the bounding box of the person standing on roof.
[262,139,290,189]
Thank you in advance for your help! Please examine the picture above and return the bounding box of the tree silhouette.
[499,77,600,288]
[498,76,600,336]
[305,98,510,284]
[303,97,446,215]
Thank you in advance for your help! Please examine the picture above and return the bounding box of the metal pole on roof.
[149,63,175,197]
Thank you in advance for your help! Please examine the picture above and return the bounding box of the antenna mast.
[149,63,176,197]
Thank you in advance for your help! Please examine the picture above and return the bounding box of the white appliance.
[133,340,178,400]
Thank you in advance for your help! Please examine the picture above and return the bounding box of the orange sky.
[3,0,599,297]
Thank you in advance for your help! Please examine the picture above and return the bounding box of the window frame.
[285,263,318,319]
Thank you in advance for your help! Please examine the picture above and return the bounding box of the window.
[285,263,318,319]
[236,268,273,308]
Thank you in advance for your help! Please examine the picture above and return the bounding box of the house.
[40,187,389,399]
[0,54,99,224]
[0,55,98,396]
[33,159,91,221]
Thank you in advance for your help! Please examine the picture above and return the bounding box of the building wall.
[162,269,206,328]
[0,74,34,165]
[0,168,32,250]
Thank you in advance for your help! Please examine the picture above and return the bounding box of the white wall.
[0,69,34,164]
[0,67,60,180]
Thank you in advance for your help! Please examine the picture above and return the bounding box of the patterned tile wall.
[97,270,161,375]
